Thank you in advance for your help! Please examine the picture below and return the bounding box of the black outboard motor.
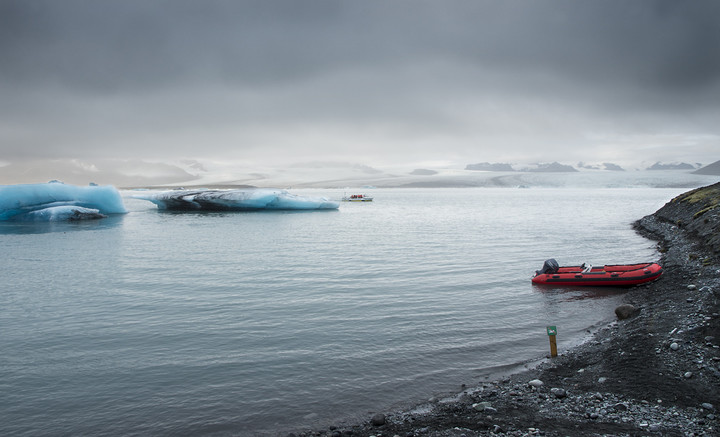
[536,258,559,276]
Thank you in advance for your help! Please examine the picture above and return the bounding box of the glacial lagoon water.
[0,187,693,435]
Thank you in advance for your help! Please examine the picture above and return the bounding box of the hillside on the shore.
[648,182,720,255]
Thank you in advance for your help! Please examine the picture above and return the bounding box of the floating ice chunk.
[22,206,107,221]
[0,182,127,221]
[133,188,339,211]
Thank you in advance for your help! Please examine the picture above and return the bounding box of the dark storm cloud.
[2,0,718,91]
[1,0,363,91]
[1,0,719,167]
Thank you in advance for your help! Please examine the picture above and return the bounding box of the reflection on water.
[0,214,125,235]
[533,283,631,302]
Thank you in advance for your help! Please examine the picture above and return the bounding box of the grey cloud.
[4,0,719,93]
[1,0,719,171]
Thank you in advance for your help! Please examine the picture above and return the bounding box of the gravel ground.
[287,184,720,437]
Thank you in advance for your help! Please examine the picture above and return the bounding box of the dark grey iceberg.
[133,188,339,211]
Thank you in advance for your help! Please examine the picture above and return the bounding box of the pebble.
[370,413,386,426]
[597,377,608,383]
[613,402,629,411]
[550,388,567,399]
[528,379,544,388]
[670,342,679,350]
[701,402,714,410]
[472,402,492,411]
[684,372,693,379]
[688,284,697,290]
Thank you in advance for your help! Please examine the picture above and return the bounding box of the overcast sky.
[1,0,719,172]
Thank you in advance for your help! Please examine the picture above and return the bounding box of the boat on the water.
[342,194,373,202]
[531,258,663,286]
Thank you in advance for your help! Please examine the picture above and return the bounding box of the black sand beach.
[289,182,720,437]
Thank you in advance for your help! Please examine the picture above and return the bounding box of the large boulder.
[615,304,638,320]
[370,413,386,426]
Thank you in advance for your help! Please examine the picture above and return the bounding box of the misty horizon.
[1,156,717,189]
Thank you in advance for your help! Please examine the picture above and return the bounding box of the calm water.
[0,187,684,436]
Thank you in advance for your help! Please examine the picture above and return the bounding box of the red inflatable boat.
[532,259,663,286]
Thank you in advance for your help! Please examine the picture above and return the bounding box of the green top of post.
[546,326,557,336]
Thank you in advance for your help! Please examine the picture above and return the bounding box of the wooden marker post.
[546,326,558,357]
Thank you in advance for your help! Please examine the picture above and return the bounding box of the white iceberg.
[133,188,339,211]
[22,205,107,221]
[0,182,127,221]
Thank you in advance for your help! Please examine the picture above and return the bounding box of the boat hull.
[341,194,373,202]
[532,263,663,287]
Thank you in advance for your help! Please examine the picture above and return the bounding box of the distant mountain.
[577,162,625,171]
[603,163,625,171]
[693,159,720,175]
[526,162,578,172]
[577,162,601,170]
[465,162,514,171]
[409,169,438,176]
[647,162,696,170]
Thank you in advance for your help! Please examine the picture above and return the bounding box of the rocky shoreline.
[289,183,720,437]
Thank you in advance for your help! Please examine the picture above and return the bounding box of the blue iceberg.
[133,188,339,211]
[0,182,127,221]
